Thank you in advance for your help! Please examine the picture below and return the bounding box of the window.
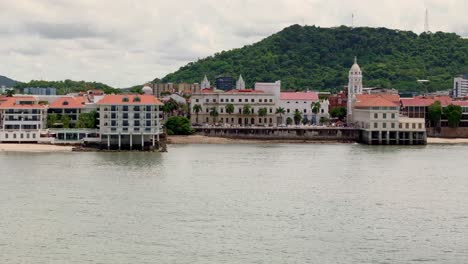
[399,123,402,129]
[287,109,290,113]
[239,99,242,102]
[374,113,378,119]
[123,113,129,119]
[374,123,378,128]
[196,99,199,102]
[412,123,416,129]
[383,123,387,128]
[206,99,209,103]
[231,99,234,102]
[213,99,216,103]
[220,99,224,102]
[259,99,263,102]
[220,108,224,113]
[251,99,254,102]
[383,113,387,119]
[146,120,151,127]
[406,123,409,129]
[269,108,272,113]
[5,134,8,139]
[269,99,273,102]
[146,106,151,111]
[134,106,140,111]
[244,99,248,102]
[134,120,140,127]
[391,113,395,119]
[304,109,307,113]
[391,123,395,129]
[32,134,36,139]
[418,123,422,129]
[146,113,151,119]
[13,134,16,139]
[238,109,241,114]
[206,109,209,113]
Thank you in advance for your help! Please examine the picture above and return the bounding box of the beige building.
[191,89,277,126]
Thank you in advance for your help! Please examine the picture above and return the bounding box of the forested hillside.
[0,75,18,87]
[14,80,120,95]
[161,25,468,92]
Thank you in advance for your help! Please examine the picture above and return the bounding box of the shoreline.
[1,136,468,153]
[0,143,74,153]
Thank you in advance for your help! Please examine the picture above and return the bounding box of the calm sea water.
[1,144,468,263]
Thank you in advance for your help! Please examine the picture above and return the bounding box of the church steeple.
[201,75,210,89]
[236,74,245,90]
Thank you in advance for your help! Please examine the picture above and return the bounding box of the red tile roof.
[0,97,46,109]
[49,97,85,109]
[225,89,264,94]
[400,96,453,107]
[97,94,162,105]
[355,94,400,107]
[280,92,319,100]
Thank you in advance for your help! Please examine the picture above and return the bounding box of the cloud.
[0,0,466,87]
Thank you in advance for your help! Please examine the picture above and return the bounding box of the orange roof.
[0,96,46,109]
[97,94,162,105]
[400,96,453,107]
[355,94,400,108]
[49,97,85,109]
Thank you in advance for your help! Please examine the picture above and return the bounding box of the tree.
[47,113,59,128]
[209,107,219,123]
[258,107,268,118]
[275,107,285,124]
[319,116,330,125]
[162,99,179,118]
[76,111,98,128]
[311,101,321,124]
[192,104,202,123]
[6,89,15,97]
[293,109,302,125]
[61,115,71,128]
[242,104,252,115]
[428,101,442,127]
[443,104,463,128]
[165,116,193,135]
[330,107,347,120]
[286,117,293,125]
[225,103,235,115]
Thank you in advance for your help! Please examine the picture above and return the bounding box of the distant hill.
[160,25,468,92]
[0,75,18,87]
[14,79,121,95]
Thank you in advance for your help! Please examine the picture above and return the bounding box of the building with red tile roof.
[97,94,162,106]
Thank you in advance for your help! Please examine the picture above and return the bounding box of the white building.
[97,94,163,150]
[347,57,363,123]
[279,92,329,124]
[0,96,47,142]
[453,74,468,98]
[353,94,426,145]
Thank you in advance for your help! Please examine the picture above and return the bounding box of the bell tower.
[347,57,363,123]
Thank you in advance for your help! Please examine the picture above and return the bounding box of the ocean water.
[1,144,468,263]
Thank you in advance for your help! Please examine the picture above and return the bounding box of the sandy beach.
[427,137,468,144]
[0,144,73,153]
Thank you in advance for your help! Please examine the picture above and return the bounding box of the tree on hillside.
[428,101,442,127]
[443,104,463,128]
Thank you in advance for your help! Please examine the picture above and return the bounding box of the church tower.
[236,75,245,90]
[347,57,363,123]
[201,75,210,89]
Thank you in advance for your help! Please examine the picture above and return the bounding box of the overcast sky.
[0,0,466,87]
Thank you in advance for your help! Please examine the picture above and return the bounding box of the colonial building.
[48,97,85,127]
[0,96,47,142]
[97,94,163,150]
[278,92,329,124]
[353,94,426,145]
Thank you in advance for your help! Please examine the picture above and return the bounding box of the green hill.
[160,25,468,92]
[0,75,18,87]
[14,79,121,95]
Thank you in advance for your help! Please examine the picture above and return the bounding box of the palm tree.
[293,109,302,125]
[311,101,321,125]
[192,104,202,123]
[275,107,285,125]
[258,107,268,124]
[225,103,234,115]
[242,104,252,115]
[209,107,219,123]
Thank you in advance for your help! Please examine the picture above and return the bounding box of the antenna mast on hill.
[351,13,354,28]
[424,8,430,33]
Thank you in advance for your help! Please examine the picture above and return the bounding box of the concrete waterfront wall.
[427,127,468,138]
[194,127,359,141]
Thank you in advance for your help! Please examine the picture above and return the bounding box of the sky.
[0,0,467,88]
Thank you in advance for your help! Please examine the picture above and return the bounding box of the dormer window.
[133,96,141,102]
[62,101,69,106]
[122,97,129,102]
